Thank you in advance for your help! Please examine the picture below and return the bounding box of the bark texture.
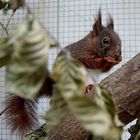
[100,53,140,124]
[48,53,140,140]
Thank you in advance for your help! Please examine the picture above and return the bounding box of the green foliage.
[0,0,25,13]
[0,37,12,67]
[45,55,123,140]
[0,0,11,12]
[5,17,53,99]
[128,118,140,140]
[0,15,56,99]
[45,55,87,131]
[24,124,47,140]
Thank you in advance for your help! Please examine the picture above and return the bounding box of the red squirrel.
[4,9,122,135]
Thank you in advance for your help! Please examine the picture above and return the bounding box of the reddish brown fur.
[5,94,38,135]
[5,74,54,135]
[38,75,54,97]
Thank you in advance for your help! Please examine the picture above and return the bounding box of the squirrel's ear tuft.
[92,8,102,37]
[107,15,114,30]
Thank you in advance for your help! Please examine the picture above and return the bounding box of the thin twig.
[5,11,15,28]
[0,107,7,116]
[0,11,16,37]
[0,22,9,36]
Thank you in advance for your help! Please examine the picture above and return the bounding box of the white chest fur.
[87,69,102,84]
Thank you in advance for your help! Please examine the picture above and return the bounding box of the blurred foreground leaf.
[0,37,12,67]
[5,16,54,99]
[45,55,87,131]
[45,55,123,140]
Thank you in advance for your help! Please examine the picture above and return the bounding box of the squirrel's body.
[5,9,122,135]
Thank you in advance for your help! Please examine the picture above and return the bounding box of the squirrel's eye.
[102,37,110,47]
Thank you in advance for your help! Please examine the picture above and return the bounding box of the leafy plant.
[45,55,123,140]
[0,0,25,13]
[24,124,47,140]
[128,119,140,140]
[5,15,53,99]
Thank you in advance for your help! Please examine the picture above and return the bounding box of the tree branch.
[100,53,140,124]
[48,52,140,140]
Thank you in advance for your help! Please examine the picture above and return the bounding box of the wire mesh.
[0,0,140,139]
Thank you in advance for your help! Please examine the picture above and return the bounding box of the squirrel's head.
[58,9,122,72]
[89,9,122,72]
